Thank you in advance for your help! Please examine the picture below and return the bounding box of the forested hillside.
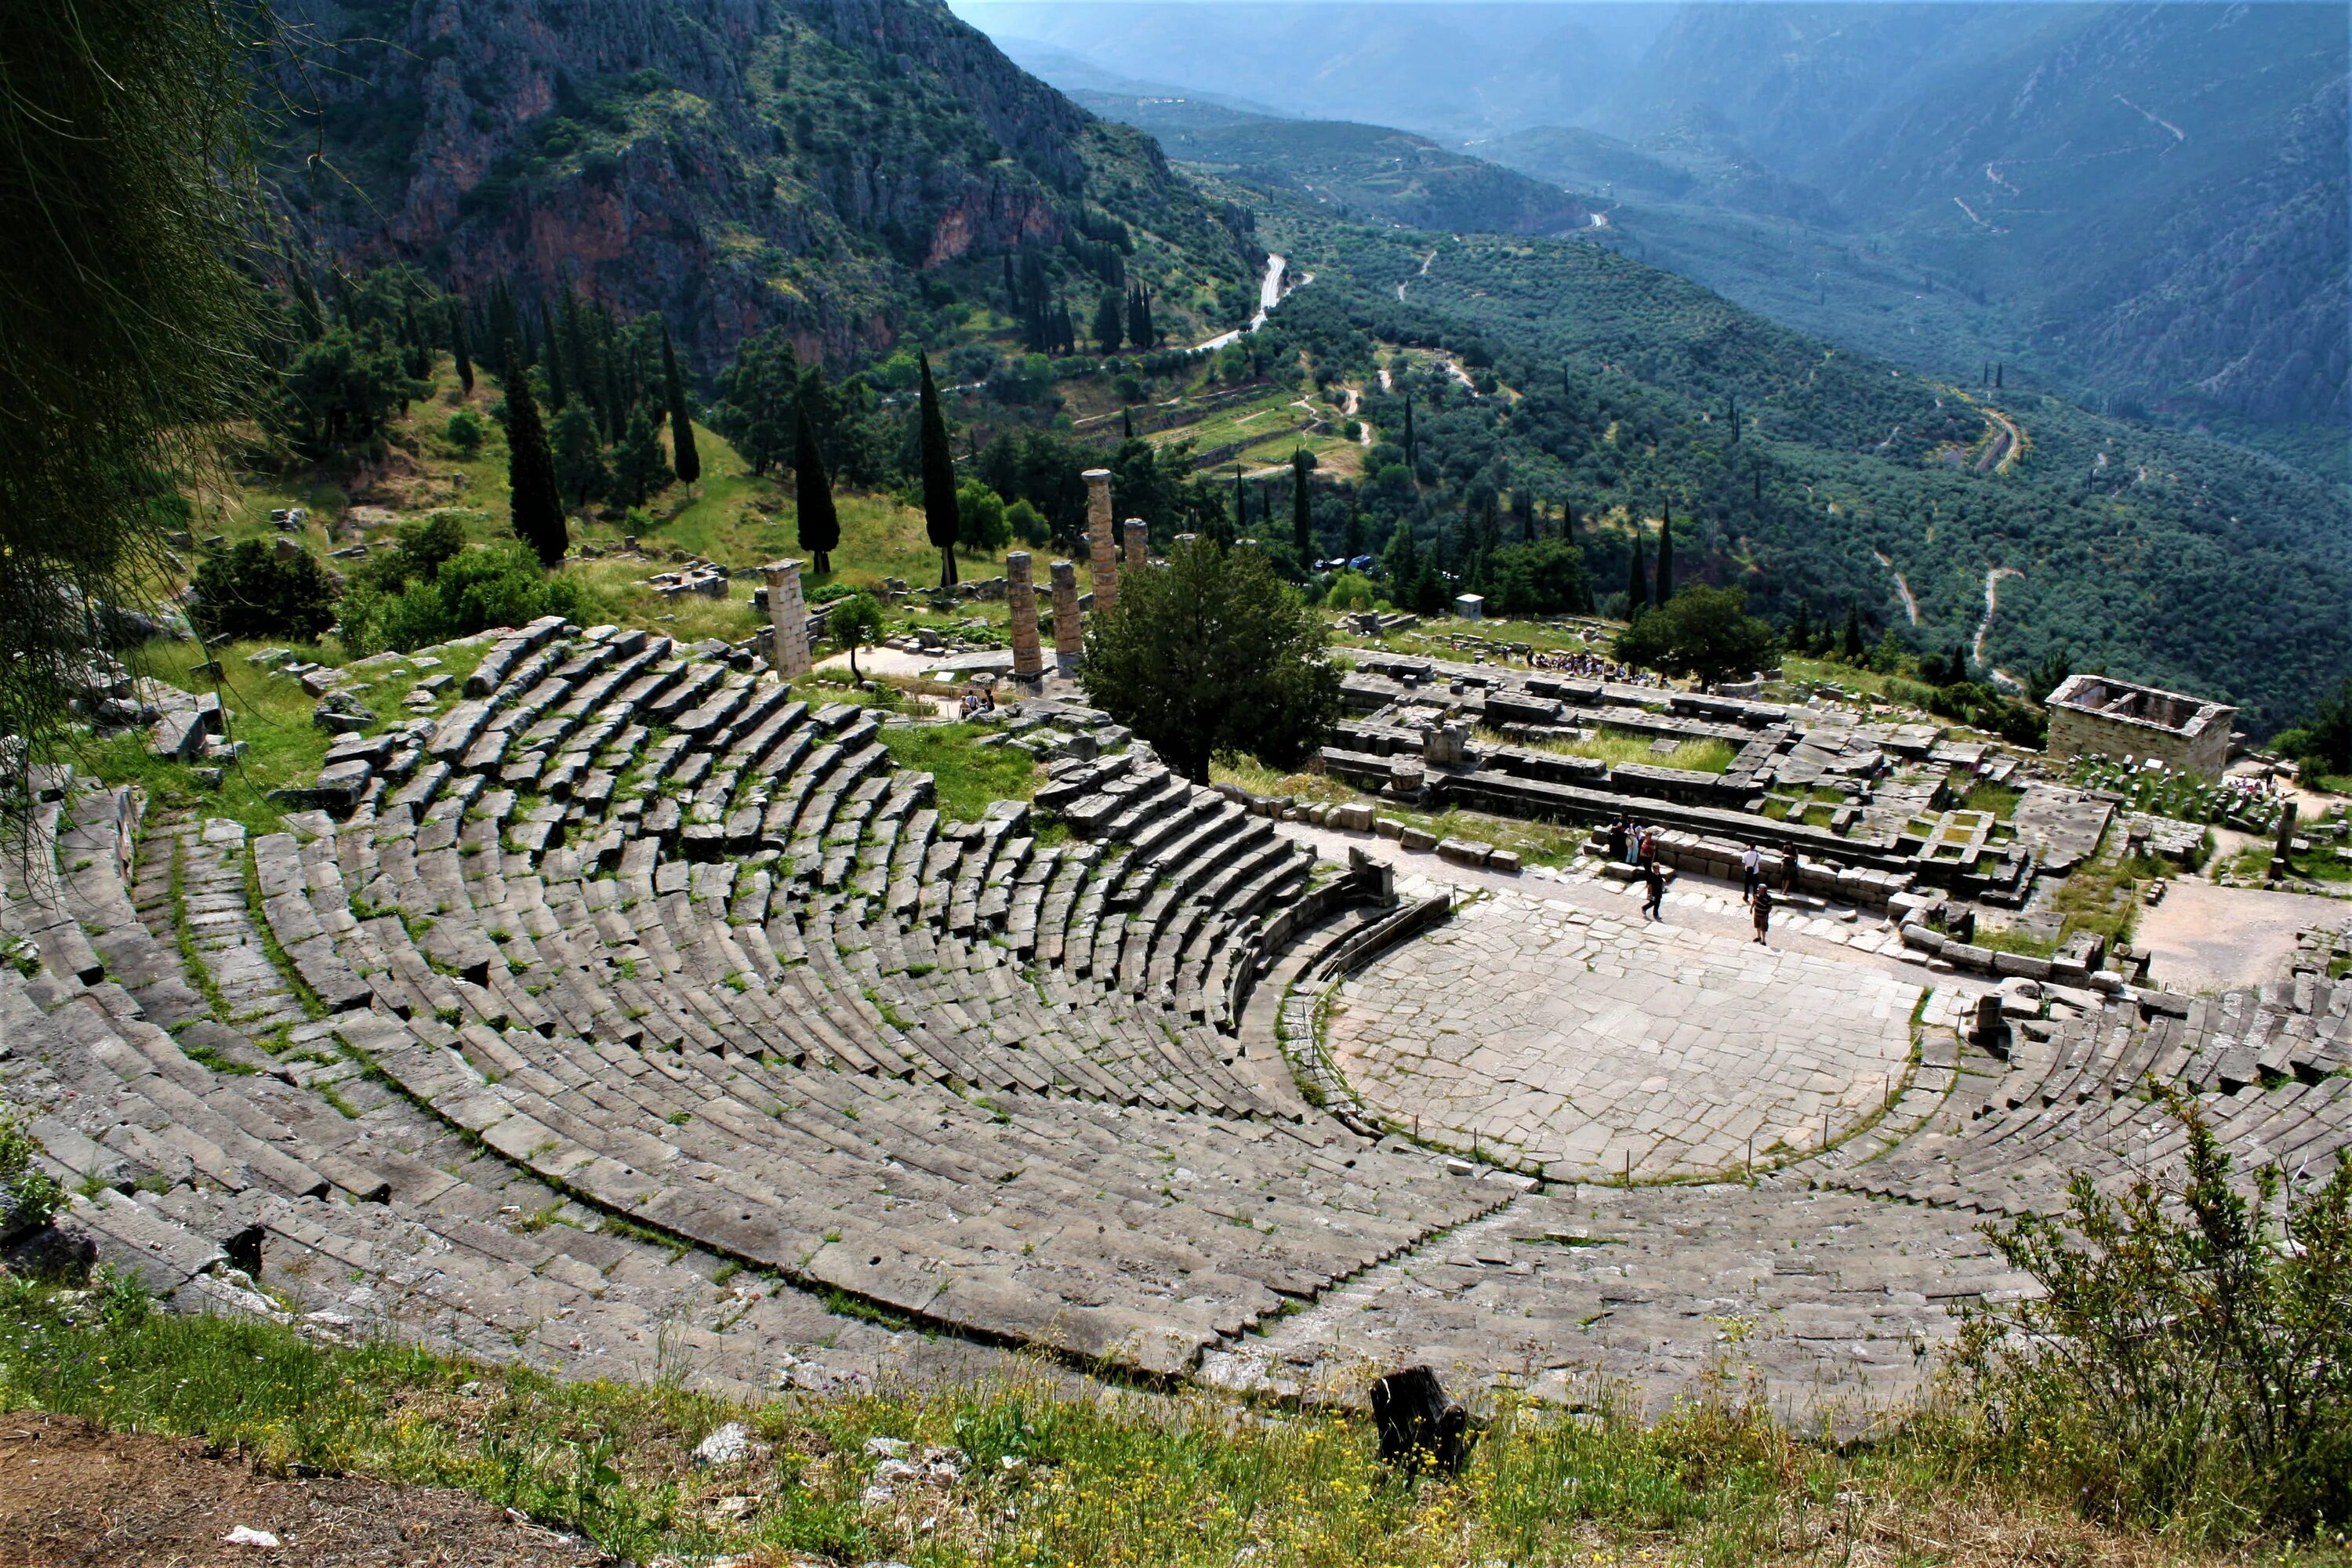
[1184,178,2351,731]
[268,0,1258,371]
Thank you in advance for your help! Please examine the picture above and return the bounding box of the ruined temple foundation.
[1051,559,1083,678]
[1007,550,1043,687]
[761,558,811,680]
[1083,468,1117,610]
[1124,517,1149,574]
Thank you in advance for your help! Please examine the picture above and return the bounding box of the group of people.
[1606,815,1786,945]
[956,682,999,718]
[1526,649,1656,684]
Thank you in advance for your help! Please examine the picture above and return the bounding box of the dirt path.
[1974,566,2023,666]
[2135,880,2345,995]
[0,1413,604,1567]
[1871,549,1921,625]
[1338,385,1373,445]
[1396,248,1438,302]
[1976,405,2024,474]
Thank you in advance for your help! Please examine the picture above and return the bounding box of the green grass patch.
[0,1274,2259,1567]
[1537,726,1736,775]
[873,723,1040,822]
[1962,779,2022,821]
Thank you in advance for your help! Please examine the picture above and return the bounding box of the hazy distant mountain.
[1080,95,1599,235]
[958,0,2349,438]
[952,2,1671,139]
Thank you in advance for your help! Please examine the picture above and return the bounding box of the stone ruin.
[2,616,2346,1422]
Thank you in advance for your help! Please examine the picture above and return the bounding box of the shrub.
[956,480,1011,554]
[189,538,339,643]
[1951,1094,2352,1539]
[444,407,485,453]
[0,1108,65,1241]
[339,543,595,655]
[1004,498,1049,548]
[1325,570,1379,612]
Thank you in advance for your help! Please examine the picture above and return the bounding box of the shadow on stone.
[1370,1365,1472,1474]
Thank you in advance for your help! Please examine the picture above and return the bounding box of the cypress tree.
[1093,290,1123,354]
[1290,448,1312,559]
[501,339,566,568]
[794,404,838,576]
[1233,468,1247,535]
[1842,603,1865,662]
[661,324,701,485]
[1791,597,1812,652]
[1626,524,1649,615]
[1655,501,1674,603]
[917,353,960,588]
[1121,406,1134,441]
[1728,392,1738,442]
[1341,498,1362,561]
[449,303,474,394]
[1519,492,1534,545]
[1562,499,1575,546]
[1994,361,2003,390]
[1402,391,1416,465]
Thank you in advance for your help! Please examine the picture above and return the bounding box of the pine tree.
[449,303,474,394]
[917,353,960,588]
[1290,448,1313,559]
[1842,603,1865,662]
[501,339,566,568]
[794,403,838,576]
[1655,500,1674,602]
[1093,290,1124,355]
[660,324,701,485]
[1626,525,1649,615]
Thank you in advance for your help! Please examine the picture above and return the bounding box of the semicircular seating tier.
[209,623,1504,1370]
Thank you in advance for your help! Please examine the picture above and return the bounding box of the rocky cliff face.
[273,0,1250,369]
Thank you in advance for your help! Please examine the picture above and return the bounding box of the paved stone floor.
[1322,891,1921,1181]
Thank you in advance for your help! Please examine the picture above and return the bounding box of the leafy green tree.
[956,481,1011,554]
[1488,539,1588,616]
[274,325,424,461]
[660,323,700,485]
[2280,679,2352,778]
[711,327,797,476]
[1005,498,1048,547]
[500,341,567,568]
[918,353,961,587]
[2025,644,2073,705]
[827,591,887,682]
[1080,537,1342,784]
[610,406,670,508]
[1614,585,1777,685]
[550,403,608,510]
[793,404,839,575]
[190,539,339,643]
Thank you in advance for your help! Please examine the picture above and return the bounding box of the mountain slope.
[270,0,1256,368]
[1080,100,1598,236]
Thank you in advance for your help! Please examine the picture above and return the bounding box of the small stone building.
[2045,673,2234,777]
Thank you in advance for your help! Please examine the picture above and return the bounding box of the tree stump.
[1370,1366,1471,1474]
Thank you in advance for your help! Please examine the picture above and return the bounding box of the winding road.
[1872,549,1921,625]
[1974,567,2023,667]
[1195,253,1298,351]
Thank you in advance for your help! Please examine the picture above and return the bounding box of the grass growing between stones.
[1534,728,1737,775]
[0,1274,2289,1568]
[876,724,1041,822]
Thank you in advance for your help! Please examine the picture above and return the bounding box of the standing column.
[761,558,811,680]
[1083,467,1117,609]
[1123,517,1149,573]
[1007,550,1042,685]
[1050,559,1083,678]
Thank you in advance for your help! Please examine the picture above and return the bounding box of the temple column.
[1007,550,1042,685]
[1083,468,1117,609]
[761,559,811,680]
[1051,559,1083,678]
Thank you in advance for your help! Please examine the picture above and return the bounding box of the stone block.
[1486,849,1523,873]
[1436,838,1491,867]
[1991,951,2053,981]
[1332,803,1375,832]
[1943,942,1994,971]
[1374,817,1406,840]
[1399,826,1438,852]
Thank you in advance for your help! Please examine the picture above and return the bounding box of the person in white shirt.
[1740,844,1762,902]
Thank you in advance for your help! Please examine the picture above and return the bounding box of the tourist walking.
[1642,859,1666,921]
[1751,882,1773,946]
[1740,844,1762,902]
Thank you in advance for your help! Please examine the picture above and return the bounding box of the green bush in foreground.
[1951,1093,2352,1540]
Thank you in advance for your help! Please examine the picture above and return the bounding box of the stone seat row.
[1826,995,2352,1218]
